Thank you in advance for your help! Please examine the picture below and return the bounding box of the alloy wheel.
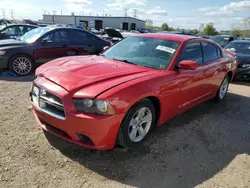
[13,57,32,75]
[219,78,229,99]
[128,107,153,142]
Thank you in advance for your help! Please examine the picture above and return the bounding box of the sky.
[0,0,250,30]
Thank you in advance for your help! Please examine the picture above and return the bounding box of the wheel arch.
[8,53,35,67]
[226,71,233,82]
[146,96,161,126]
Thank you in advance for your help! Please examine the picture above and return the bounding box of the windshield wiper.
[112,58,137,65]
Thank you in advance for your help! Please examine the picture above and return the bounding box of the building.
[43,15,146,31]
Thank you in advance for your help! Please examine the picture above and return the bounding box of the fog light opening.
[76,133,94,146]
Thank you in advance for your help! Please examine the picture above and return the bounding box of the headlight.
[73,99,115,115]
[0,50,6,55]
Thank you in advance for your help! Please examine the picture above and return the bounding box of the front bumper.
[235,66,250,81]
[32,77,124,150]
[0,56,8,70]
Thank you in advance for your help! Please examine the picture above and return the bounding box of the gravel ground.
[0,76,249,188]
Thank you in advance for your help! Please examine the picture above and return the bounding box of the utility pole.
[52,10,57,15]
[42,9,47,15]
[61,10,63,15]
[10,9,14,20]
[124,8,128,17]
[133,9,138,18]
[2,9,5,19]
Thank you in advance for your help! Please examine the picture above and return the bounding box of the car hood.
[36,55,156,94]
[0,39,26,48]
[105,29,124,39]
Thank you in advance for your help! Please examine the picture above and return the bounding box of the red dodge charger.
[31,34,237,150]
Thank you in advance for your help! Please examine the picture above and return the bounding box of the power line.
[133,9,138,18]
[2,9,5,19]
[124,8,128,17]
[10,9,14,20]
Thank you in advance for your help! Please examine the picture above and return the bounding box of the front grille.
[31,84,66,120]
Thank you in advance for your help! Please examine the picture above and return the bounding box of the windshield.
[102,36,180,70]
[225,42,250,55]
[20,27,54,43]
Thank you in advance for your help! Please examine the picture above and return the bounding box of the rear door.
[201,42,225,93]
[33,29,71,63]
[70,29,105,54]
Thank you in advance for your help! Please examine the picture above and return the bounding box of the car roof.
[1,24,38,27]
[136,33,200,43]
[0,24,38,30]
[230,40,250,44]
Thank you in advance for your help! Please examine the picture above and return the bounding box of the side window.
[202,43,218,62]
[178,42,203,65]
[44,30,71,43]
[71,30,96,43]
[2,26,25,36]
[71,30,87,43]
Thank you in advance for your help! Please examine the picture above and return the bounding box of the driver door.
[174,41,212,110]
[33,29,71,64]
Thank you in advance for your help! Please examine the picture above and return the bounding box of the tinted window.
[71,30,96,42]
[2,26,28,37]
[42,30,70,43]
[178,42,203,64]
[202,43,218,62]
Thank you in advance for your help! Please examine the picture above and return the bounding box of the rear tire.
[9,54,34,76]
[214,75,230,102]
[117,99,156,149]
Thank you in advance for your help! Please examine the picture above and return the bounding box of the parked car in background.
[101,28,137,43]
[31,33,237,150]
[156,30,197,36]
[0,27,111,75]
[225,40,250,81]
[0,24,38,40]
[130,30,140,34]
[208,35,238,47]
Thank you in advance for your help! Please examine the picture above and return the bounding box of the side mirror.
[103,46,110,51]
[179,60,198,70]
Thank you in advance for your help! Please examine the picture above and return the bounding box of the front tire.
[215,75,230,101]
[117,99,156,149]
[9,55,34,76]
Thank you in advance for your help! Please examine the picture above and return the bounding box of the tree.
[161,23,169,31]
[145,19,153,30]
[231,29,242,37]
[202,23,217,35]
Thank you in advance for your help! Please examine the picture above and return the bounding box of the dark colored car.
[225,40,250,81]
[0,24,38,40]
[208,35,238,48]
[0,27,111,76]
